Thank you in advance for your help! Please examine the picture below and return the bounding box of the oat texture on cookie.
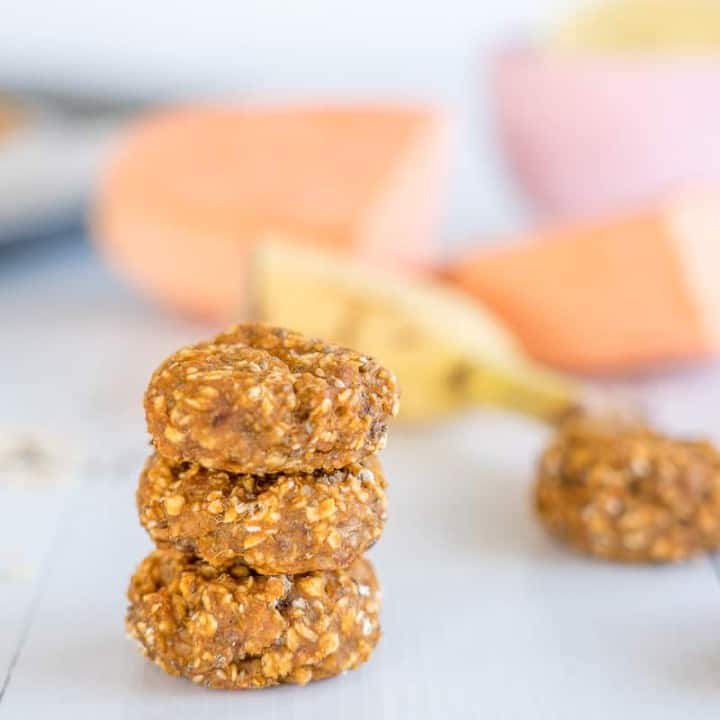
[144,324,399,474]
[127,324,396,688]
[535,414,720,563]
[137,453,387,575]
[127,551,381,689]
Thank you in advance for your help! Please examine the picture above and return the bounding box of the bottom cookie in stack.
[126,549,381,689]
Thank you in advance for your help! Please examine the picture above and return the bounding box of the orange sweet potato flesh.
[93,104,446,320]
[448,208,714,373]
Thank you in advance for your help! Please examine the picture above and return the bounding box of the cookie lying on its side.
[126,550,381,689]
[137,453,387,575]
[145,324,399,475]
[535,415,720,563]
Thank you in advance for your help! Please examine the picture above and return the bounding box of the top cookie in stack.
[146,324,399,474]
[138,323,399,574]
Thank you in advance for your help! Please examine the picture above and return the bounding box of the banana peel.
[249,240,578,424]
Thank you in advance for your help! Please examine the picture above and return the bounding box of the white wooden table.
[2,237,720,719]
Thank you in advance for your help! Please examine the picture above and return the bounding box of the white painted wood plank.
[2,416,719,719]
[0,481,77,690]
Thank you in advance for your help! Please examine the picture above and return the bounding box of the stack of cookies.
[125,324,399,689]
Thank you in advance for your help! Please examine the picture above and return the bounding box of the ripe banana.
[250,240,577,424]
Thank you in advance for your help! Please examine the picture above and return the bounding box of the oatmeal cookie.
[126,550,381,689]
[535,415,720,563]
[137,453,387,575]
[145,324,399,474]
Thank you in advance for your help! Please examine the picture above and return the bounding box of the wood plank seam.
[0,475,87,704]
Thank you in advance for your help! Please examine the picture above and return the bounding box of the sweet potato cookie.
[145,324,399,474]
[126,550,381,689]
[137,453,387,575]
[535,415,720,563]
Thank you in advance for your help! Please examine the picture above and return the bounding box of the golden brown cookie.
[145,324,399,474]
[126,550,381,689]
[535,415,720,563]
[137,453,387,575]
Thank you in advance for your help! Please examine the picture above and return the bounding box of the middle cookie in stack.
[130,324,399,689]
[137,454,387,575]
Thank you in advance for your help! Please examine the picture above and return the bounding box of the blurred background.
[5,0,720,463]
[0,0,586,244]
[4,0,720,405]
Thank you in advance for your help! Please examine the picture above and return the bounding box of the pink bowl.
[492,45,720,220]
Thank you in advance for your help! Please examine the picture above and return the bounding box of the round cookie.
[126,550,381,689]
[137,453,387,575]
[535,415,720,563]
[145,324,399,474]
